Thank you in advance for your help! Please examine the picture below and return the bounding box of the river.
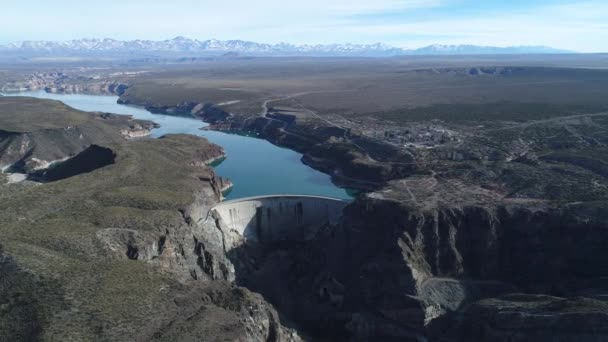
[10,91,352,200]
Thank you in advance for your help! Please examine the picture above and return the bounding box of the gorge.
[9,90,352,200]
[2,57,608,341]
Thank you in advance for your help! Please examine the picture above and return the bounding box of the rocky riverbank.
[3,74,608,341]
[0,72,129,95]
[0,97,156,175]
[0,97,305,341]
[131,96,608,340]
[213,175,608,341]
[1,73,414,192]
[119,92,414,192]
[117,98,232,124]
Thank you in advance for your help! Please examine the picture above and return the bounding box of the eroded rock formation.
[205,176,608,341]
[0,72,129,95]
[0,97,154,175]
[0,97,300,341]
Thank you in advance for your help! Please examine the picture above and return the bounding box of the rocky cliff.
[212,175,608,341]
[0,72,129,95]
[116,97,232,124]
[0,97,155,174]
[3,73,608,341]
[0,98,300,341]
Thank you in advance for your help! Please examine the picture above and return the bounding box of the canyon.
[2,57,608,341]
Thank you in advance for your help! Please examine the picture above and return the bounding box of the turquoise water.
[12,91,352,200]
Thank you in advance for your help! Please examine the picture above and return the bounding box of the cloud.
[281,0,608,52]
[321,0,443,14]
[0,0,444,42]
[0,0,606,52]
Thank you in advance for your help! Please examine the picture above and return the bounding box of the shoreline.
[204,122,381,194]
[100,87,372,195]
[10,85,383,195]
[8,88,358,198]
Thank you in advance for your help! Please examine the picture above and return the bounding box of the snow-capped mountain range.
[0,37,573,57]
[413,44,572,55]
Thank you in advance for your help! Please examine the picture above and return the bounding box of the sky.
[1,0,607,52]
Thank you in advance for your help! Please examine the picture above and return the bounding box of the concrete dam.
[210,195,350,243]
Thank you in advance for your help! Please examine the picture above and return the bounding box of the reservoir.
[12,91,352,200]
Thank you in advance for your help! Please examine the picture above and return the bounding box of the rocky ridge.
[2,69,608,341]
[209,172,608,340]
[0,72,129,95]
[0,97,154,175]
[0,97,301,341]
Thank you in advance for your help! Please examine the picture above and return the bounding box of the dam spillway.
[210,195,351,243]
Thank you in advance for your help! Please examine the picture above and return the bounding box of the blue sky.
[1,0,607,52]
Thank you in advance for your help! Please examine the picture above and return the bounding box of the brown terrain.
[2,55,608,341]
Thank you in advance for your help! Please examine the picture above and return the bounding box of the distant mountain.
[0,37,574,57]
[410,44,573,55]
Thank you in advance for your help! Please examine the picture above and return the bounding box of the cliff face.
[318,180,608,340]
[218,175,608,341]
[0,98,300,341]
[104,83,608,339]
[215,115,417,191]
[4,76,608,340]
[342,195,608,291]
[0,133,301,341]
[115,84,418,191]
[0,72,129,95]
[0,97,154,174]
[116,97,232,123]
[434,294,608,342]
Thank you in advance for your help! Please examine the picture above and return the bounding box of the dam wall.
[210,195,350,243]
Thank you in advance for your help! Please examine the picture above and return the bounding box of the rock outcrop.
[114,83,419,191]
[0,97,154,175]
[430,294,608,341]
[209,175,608,340]
[117,97,232,124]
[3,72,608,341]
[0,98,300,341]
[0,72,129,95]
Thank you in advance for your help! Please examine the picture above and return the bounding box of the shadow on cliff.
[218,199,360,340]
[28,145,116,183]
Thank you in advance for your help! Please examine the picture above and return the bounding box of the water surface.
[11,91,352,200]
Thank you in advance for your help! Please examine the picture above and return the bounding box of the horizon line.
[0,36,581,53]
